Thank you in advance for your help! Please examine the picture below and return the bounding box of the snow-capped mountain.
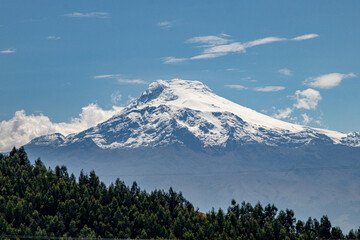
[28,79,359,149]
[24,79,360,232]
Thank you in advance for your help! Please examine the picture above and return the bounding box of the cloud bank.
[0,104,123,152]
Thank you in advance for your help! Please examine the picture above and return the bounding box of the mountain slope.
[24,79,360,232]
[27,79,359,150]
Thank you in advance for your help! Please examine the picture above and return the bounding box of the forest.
[1,147,360,240]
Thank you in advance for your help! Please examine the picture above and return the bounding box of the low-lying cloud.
[0,104,123,152]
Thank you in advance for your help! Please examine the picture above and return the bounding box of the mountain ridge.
[28,78,360,149]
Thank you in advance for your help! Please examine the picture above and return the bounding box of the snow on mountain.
[24,79,360,232]
[28,78,360,149]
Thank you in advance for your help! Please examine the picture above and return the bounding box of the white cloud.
[64,12,109,18]
[111,91,122,104]
[304,72,356,89]
[117,78,147,84]
[93,74,121,79]
[187,35,231,45]
[293,88,322,110]
[278,68,292,76]
[201,42,246,55]
[253,86,285,92]
[241,77,257,82]
[162,56,188,64]
[244,37,286,48]
[226,68,244,72]
[164,33,318,63]
[190,52,226,60]
[273,108,293,119]
[157,21,174,30]
[292,33,319,41]
[314,120,323,126]
[93,74,147,84]
[0,49,15,54]
[225,84,248,90]
[0,104,123,152]
[47,36,61,40]
[301,113,312,125]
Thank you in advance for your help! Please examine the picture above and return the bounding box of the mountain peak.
[134,78,213,106]
[131,79,305,132]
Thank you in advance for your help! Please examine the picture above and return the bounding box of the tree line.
[0,147,360,239]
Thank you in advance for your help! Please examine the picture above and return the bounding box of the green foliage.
[0,147,358,239]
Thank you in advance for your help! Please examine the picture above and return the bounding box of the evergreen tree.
[0,147,358,240]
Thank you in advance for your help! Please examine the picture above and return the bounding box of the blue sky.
[1,0,359,151]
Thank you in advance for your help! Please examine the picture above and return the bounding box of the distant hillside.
[1,147,359,239]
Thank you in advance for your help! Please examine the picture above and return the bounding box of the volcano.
[25,79,360,231]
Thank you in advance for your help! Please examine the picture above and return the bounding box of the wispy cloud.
[292,33,319,41]
[301,113,312,124]
[117,78,147,84]
[244,37,286,48]
[47,36,61,40]
[304,72,356,89]
[157,21,175,30]
[64,12,110,18]
[226,68,245,72]
[162,57,188,64]
[293,88,322,110]
[241,77,257,82]
[278,68,292,76]
[93,74,120,79]
[225,84,248,90]
[93,74,147,84]
[187,35,231,45]
[0,49,16,54]
[111,91,122,104]
[253,86,285,92]
[163,33,319,64]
